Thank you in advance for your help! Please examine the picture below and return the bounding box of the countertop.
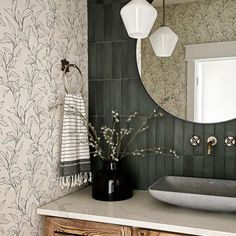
[37,187,236,236]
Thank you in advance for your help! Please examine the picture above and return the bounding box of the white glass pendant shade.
[120,0,158,39]
[149,26,178,57]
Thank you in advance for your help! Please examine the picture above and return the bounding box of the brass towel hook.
[61,59,83,94]
[61,59,82,76]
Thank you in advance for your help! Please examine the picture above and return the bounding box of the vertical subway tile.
[104,80,113,125]
[111,80,121,112]
[137,156,147,190]
[136,117,148,190]
[193,123,204,156]
[121,41,129,78]
[164,114,174,147]
[88,4,95,43]
[164,114,174,176]
[155,111,165,179]
[112,42,121,78]
[183,122,194,176]
[96,43,104,79]
[155,155,165,181]
[89,81,97,116]
[183,122,194,156]
[193,156,204,177]
[174,118,184,176]
[121,79,139,115]
[192,123,204,177]
[95,81,104,116]
[104,3,113,41]
[156,117,165,147]
[88,44,96,80]
[120,1,130,40]
[123,116,146,189]
[214,123,225,178]
[121,157,137,189]
[89,0,97,5]
[147,118,157,185]
[95,5,104,42]
[103,43,112,79]
[137,79,155,114]
[103,0,112,5]
[225,156,236,179]
[155,117,165,179]
[147,118,156,147]
[90,116,105,172]
[203,156,215,178]
[225,120,236,179]
[90,116,99,171]
[225,120,236,158]
[128,40,139,78]
[146,154,156,185]
[112,1,121,41]
[203,124,215,178]
[104,80,121,124]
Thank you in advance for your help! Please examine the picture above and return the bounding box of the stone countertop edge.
[37,187,236,236]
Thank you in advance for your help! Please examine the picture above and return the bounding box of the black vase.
[92,161,133,201]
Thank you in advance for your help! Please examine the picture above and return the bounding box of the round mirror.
[137,0,236,123]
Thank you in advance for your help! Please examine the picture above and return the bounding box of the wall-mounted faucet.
[207,136,217,155]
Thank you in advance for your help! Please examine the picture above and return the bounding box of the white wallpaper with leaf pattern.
[141,0,236,120]
[0,0,87,235]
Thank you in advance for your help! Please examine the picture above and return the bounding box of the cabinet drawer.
[45,216,132,236]
[133,228,188,236]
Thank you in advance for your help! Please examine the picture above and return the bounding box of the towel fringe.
[60,172,92,189]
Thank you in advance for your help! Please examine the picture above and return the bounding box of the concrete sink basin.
[148,176,236,212]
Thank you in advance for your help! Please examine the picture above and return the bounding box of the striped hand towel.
[60,93,91,188]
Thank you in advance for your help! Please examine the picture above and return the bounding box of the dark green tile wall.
[88,0,236,190]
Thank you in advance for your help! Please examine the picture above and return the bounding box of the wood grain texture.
[54,233,77,236]
[45,216,132,236]
[132,228,188,236]
[45,217,56,236]
[45,216,193,236]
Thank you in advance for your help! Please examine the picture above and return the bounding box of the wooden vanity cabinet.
[132,228,187,236]
[45,216,188,236]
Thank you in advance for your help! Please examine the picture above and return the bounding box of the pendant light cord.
[162,0,166,26]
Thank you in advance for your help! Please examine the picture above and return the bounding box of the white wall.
[0,0,87,235]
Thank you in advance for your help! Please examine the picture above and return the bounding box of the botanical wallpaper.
[141,0,236,120]
[0,0,87,235]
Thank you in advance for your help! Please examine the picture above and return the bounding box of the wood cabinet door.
[45,216,132,236]
[132,228,188,236]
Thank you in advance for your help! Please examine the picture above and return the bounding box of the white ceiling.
[152,0,198,7]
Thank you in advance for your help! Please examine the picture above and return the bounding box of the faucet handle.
[190,135,200,146]
[224,136,235,147]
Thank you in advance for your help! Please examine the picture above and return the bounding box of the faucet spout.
[207,136,217,155]
[207,141,213,155]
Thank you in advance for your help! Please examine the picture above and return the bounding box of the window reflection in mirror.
[186,41,236,123]
[192,58,236,123]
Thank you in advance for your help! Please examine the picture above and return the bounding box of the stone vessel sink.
[148,176,236,212]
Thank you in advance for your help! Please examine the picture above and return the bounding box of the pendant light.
[120,0,158,39]
[149,0,178,57]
